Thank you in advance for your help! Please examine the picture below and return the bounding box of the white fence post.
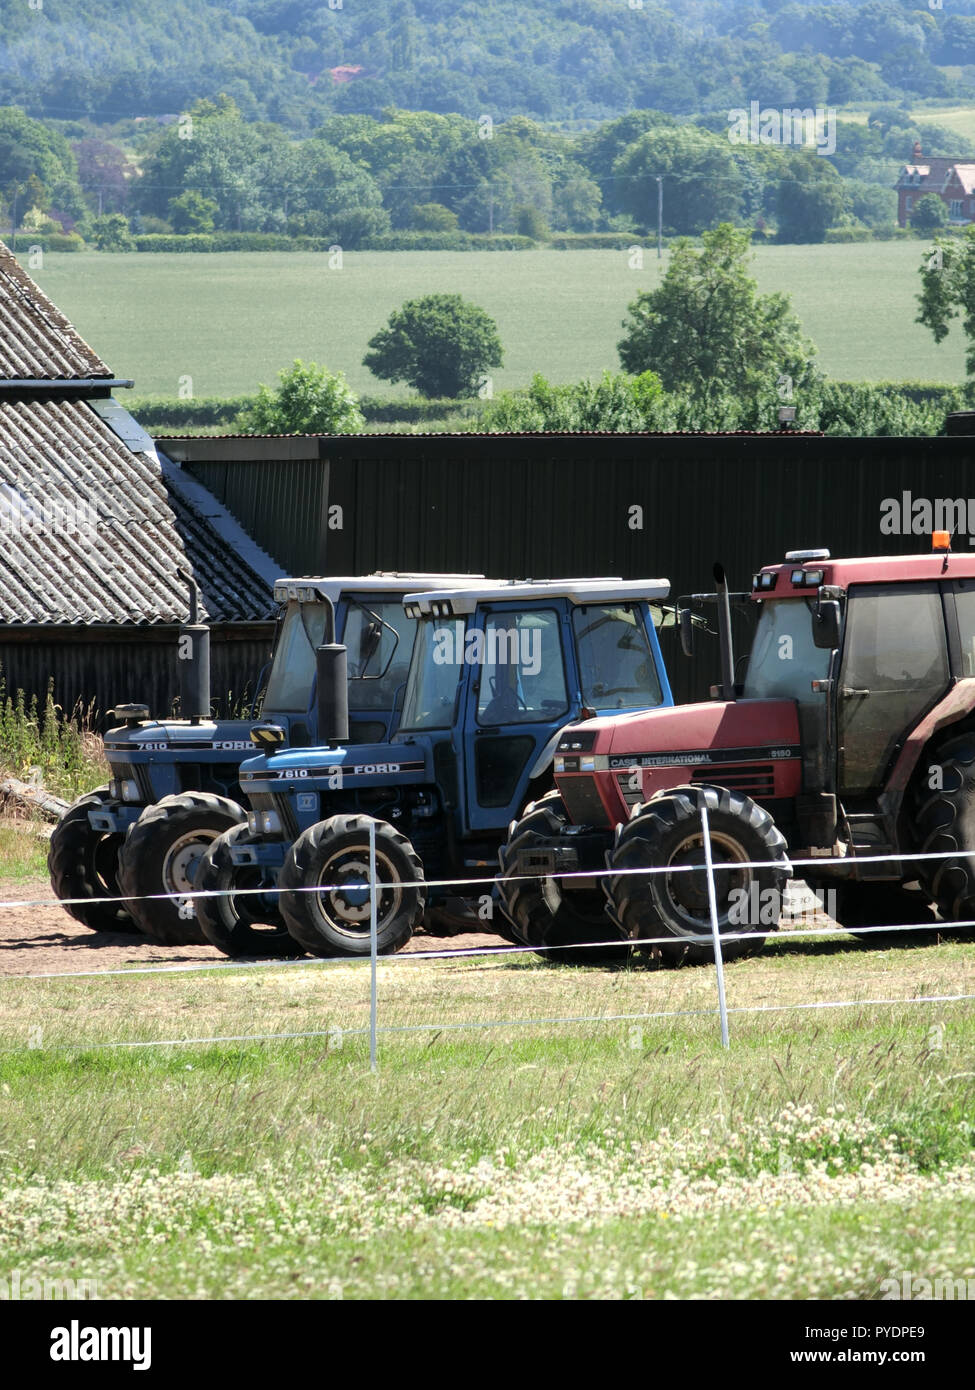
[369,818,378,1072]
[700,804,730,1049]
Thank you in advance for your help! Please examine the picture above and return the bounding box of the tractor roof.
[754,550,975,596]
[406,579,670,614]
[274,573,487,604]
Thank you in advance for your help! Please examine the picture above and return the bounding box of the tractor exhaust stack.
[176,568,210,725]
[713,562,736,702]
[316,597,349,746]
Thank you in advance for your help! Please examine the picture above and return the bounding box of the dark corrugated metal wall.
[0,630,273,724]
[183,431,975,703]
[185,457,331,577]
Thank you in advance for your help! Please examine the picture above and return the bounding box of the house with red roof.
[896,141,975,227]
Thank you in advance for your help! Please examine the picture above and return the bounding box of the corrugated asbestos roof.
[0,241,110,380]
[0,398,276,625]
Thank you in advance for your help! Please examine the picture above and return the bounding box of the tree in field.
[90,213,134,251]
[363,294,504,398]
[168,190,218,234]
[617,223,817,406]
[911,193,949,231]
[775,153,849,243]
[240,360,364,435]
[916,227,975,380]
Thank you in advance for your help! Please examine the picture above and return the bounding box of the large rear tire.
[498,790,629,964]
[830,880,940,948]
[605,785,790,964]
[117,793,245,945]
[279,814,425,957]
[195,824,302,958]
[48,786,139,934]
[914,732,975,936]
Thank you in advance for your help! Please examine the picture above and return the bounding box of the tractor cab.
[204,578,674,958]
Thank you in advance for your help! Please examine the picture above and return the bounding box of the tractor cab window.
[572,604,662,711]
[476,609,568,726]
[262,601,329,712]
[344,600,415,711]
[951,581,975,676]
[838,583,949,797]
[743,599,831,704]
[399,616,465,731]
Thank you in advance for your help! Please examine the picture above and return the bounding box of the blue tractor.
[49,573,484,946]
[194,578,674,959]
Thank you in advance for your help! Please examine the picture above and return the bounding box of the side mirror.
[813,599,841,650]
[359,620,383,673]
[679,606,695,658]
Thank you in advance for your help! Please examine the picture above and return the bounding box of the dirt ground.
[0,875,504,977]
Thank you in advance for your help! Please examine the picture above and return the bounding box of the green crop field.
[25,244,968,401]
[1,925,974,1299]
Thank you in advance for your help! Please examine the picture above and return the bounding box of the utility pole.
[488,184,494,235]
[656,176,663,260]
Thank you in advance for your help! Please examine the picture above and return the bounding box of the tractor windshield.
[743,598,831,702]
[572,604,663,711]
[399,616,465,731]
[263,601,329,712]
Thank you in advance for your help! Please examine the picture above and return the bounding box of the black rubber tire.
[498,790,629,964]
[279,814,425,957]
[195,823,303,958]
[117,793,245,945]
[829,880,940,948]
[605,784,790,964]
[47,786,139,934]
[913,732,975,934]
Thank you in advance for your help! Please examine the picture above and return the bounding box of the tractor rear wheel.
[195,824,302,958]
[279,814,425,957]
[117,793,245,945]
[48,786,139,934]
[498,790,629,964]
[605,785,790,964]
[914,732,975,936]
[829,880,940,948]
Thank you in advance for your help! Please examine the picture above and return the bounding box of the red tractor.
[498,538,974,961]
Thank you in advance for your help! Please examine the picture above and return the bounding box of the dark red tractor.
[498,538,975,961]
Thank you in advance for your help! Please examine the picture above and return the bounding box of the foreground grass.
[28,245,967,399]
[1,933,973,1298]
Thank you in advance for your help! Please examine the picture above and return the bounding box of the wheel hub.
[662,831,750,934]
[163,831,221,894]
[317,847,402,933]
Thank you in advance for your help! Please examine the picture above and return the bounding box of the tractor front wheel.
[605,785,790,964]
[279,814,425,957]
[48,786,139,934]
[117,793,245,945]
[195,824,302,958]
[498,790,629,964]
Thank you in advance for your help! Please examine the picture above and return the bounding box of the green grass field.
[2,929,973,1299]
[25,244,968,401]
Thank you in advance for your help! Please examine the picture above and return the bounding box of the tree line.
[4,98,969,250]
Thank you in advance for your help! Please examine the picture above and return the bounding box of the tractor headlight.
[580,756,609,772]
[247,812,259,834]
[109,779,119,799]
[260,811,282,835]
[120,779,140,802]
[554,756,565,773]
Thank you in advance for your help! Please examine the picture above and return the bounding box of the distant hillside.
[4,0,975,128]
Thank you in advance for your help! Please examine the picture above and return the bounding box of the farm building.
[0,241,281,720]
[895,140,975,226]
